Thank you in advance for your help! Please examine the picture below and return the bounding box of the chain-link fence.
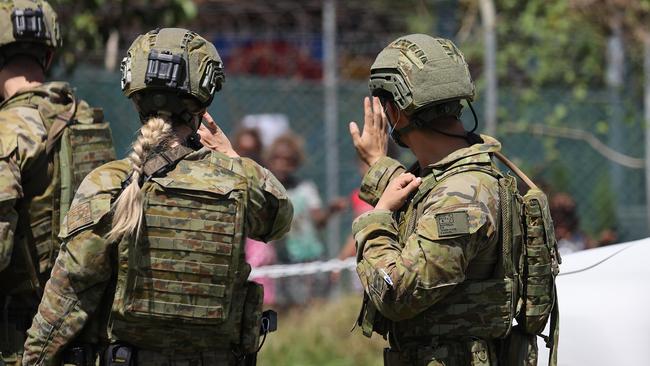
[63,66,648,244]
[33,2,650,364]
[58,45,648,308]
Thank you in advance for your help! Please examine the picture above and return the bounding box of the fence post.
[643,33,650,235]
[323,0,340,258]
[606,17,625,237]
[479,0,497,136]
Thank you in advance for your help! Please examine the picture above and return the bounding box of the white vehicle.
[537,240,650,365]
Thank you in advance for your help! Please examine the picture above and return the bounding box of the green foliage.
[50,0,197,70]
[461,0,607,90]
[258,295,384,366]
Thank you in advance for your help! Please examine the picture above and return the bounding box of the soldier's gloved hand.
[198,112,239,158]
[349,96,388,166]
[375,173,422,211]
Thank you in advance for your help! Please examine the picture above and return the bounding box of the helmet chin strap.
[390,100,480,146]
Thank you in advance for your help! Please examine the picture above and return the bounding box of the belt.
[136,349,237,366]
[384,338,496,366]
[102,346,241,366]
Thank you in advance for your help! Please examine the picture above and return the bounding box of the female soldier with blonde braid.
[22,28,293,366]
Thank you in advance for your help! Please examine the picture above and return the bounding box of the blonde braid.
[106,117,173,242]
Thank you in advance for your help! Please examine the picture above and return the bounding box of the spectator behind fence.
[232,126,264,163]
[267,132,347,306]
[550,192,591,255]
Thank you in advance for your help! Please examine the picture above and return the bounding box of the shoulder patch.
[435,211,470,237]
[418,203,489,241]
[67,201,93,233]
[60,193,113,238]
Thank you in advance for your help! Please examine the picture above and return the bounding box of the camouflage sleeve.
[0,151,20,271]
[359,156,405,206]
[23,166,121,365]
[23,227,112,365]
[229,157,293,242]
[0,112,43,271]
[353,174,498,321]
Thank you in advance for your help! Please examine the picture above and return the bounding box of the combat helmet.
[0,0,61,70]
[369,34,474,117]
[121,28,224,125]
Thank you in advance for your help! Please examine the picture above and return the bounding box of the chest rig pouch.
[109,164,251,351]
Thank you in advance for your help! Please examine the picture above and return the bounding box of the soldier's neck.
[1,77,43,100]
[169,123,194,148]
[0,61,45,100]
[407,123,470,168]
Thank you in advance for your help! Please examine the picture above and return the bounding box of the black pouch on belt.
[103,343,136,366]
[61,343,95,366]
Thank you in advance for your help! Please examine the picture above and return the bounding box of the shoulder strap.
[0,91,38,110]
[412,163,500,206]
[142,144,195,179]
[45,98,77,155]
[547,289,559,366]
[121,144,196,189]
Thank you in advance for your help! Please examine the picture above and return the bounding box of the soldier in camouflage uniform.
[22,28,293,366]
[0,1,115,364]
[350,34,529,365]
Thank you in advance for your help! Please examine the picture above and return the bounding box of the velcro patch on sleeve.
[67,201,93,233]
[435,211,470,237]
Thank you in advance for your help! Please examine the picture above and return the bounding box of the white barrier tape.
[249,257,357,279]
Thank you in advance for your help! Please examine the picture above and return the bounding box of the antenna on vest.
[493,151,539,190]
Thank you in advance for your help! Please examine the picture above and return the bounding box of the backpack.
[494,152,560,366]
[46,98,117,225]
[108,152,263,355]
[0,89,115,294]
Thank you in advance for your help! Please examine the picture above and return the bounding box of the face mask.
[389,120,407,148]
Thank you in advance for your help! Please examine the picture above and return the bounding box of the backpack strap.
[546,288,559,366]
[45,98,77,155]
[121,144,196,189]
[412,162,501,207]
[493,151,538,190]
[142,144,195,179]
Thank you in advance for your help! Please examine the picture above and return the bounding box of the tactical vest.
[109,159,262,355]
[1,85,115,289]
[360,153,560,366]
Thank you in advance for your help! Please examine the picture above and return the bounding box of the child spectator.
[232,127,264,163]
[231,126,274,303]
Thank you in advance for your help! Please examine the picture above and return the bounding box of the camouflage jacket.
[22,149,293,365]
[0,82,76,285]
[353,135,502,323]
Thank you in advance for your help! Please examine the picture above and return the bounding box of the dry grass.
[257,295,386,366]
